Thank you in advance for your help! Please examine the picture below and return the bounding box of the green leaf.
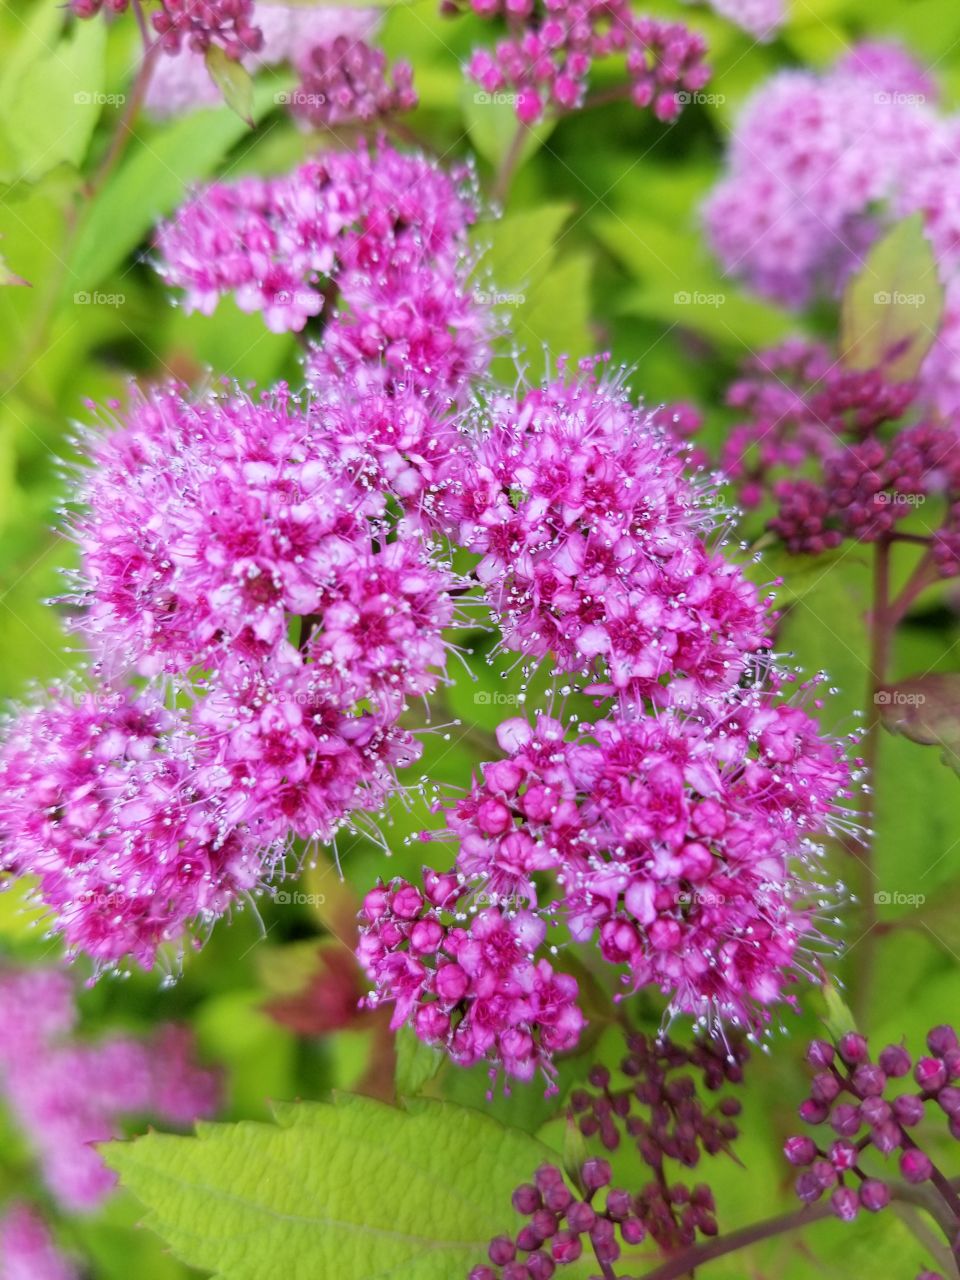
[205,46,255,127]
[462,86,554,172]
[395,1024,443,1097]
[878,673,960,776]
[105,1095,552,1279]
[840,215,945,381]
[0,16,106,182]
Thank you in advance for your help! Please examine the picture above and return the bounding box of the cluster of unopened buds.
[446,0,710,124]
[786,1026,960,1263]
[70,0,263,60]
[470,1159,648,1279]
[719,339,960,571]
[569,1033,746,1249]
[291,37,417,128]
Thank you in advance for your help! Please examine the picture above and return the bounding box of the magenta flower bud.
[362,886,390,921]
[830,1186,860,1221]
[550,1231,582,1263]
[525,1253,555,1280]
[581,1159,612,1192]
[543,1184,573,1214]
[795,1171,824,1203]
[939,1086,960,1117]
[566,1202,596,1233]
[512,1184,541,1215]
[621,1216,646,1244]
[878,1044,912,1078]
[517,1226,542,1252]
[502,1264,530,1280]
[811,1159,838,1189]
[838,1033,869,1066]
[807,1039,836,1068]
[422,869,460,908]
[927,1026,959,1056]
[829,1103,862,1136]
[892,1095,925,1127]
[409,919,443,953]
[870,1121,903,1155]
[860,1096,891,1126]
[811,1071,842,1103]
[535,1165,565,1193]
[859,1179,891,1212]
[784,1135,817,1166]
[900,1149,933,1183]
[413,1004,449,1041]
[799,1098,829,1125]
[915,1057,948,1092]
[469,1268,497,1280]
[489,1235,516,1265]
[391,884,423,919]
[531,1210,558,1240]
[606,1189,632,1220]
[434,963,469,1003]
[829,1139,858,1171]
[852,1064,886,1097]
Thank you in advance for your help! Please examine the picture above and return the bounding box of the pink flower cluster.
[155,143,487,403]
[0,967,219,1211]
[434,699,849,1029]
[71,0,263,60]
[0,1204,77,1280]
[450,0,710,124]
[719,339,960,565]
[705,41,960,418]
[144,3,380,119]
[0,378,454,968]
[291,38,417,129]
[358,875,583,1087]
[449,363,770,702]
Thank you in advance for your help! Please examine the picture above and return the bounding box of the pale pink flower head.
[0,1204,78,1280]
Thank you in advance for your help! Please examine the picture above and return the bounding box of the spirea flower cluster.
[705,41,960,418]
[450,363,771,701]
[0,377,455,968]
[718,339,960,567]
[785,1028,960,1233]
[445,0,710,125]
[0,967,219,1211]
[155,142,488,407]
[0,1204,78,1280]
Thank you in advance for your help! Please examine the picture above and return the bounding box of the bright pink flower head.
[291,38,417,127]
[442,692,851,1029]
[358,875,583,1088]
[454,361,770,701]
[0,685,261,970]
[0,967,219,1212]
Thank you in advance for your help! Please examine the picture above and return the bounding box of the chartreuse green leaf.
[395,1024,443,1096]
[0,14,106,182]
[840,215,945,381]
[106,1095,553,1279]
[205,46,255,127]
